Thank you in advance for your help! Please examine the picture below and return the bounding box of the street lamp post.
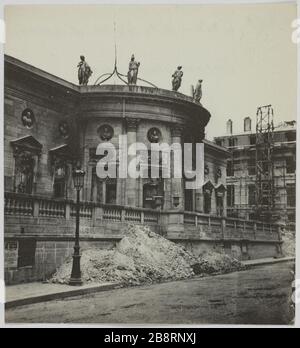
[69,166,85,286]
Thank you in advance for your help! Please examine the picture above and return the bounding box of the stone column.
[125,118,139,206]
[171,126,184,210]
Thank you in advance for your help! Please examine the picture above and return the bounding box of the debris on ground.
[50,224,244,286]
[281,227,295,257]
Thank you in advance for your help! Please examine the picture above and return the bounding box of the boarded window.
[18,239,36,268]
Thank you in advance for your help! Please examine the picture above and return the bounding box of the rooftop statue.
[127,54,140,85]
[172,66,183,91]
[192,79,203,103]
[77,56,93,86]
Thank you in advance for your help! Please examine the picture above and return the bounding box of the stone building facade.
[214,118,296,230]
[4,55,283,284]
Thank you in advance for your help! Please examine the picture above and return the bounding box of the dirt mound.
[281,227,295,257]
[192,251,244,275]
[50,224,243,286]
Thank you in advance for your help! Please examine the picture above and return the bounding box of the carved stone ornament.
[171,126,184,139]
[204,165,209,175]
[147,127,162,143]
[98,124,114,141]
[59,121,70,138]
[126,118,140,132]
[216,168,222,178]
[21,108,35,129]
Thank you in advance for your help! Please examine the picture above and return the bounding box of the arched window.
[226,119,233,135]
[244,117,252,132]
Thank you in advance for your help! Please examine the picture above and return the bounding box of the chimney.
[244,117,251,132]
[226,119,233,135]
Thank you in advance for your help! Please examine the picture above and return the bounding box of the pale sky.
[4,3,297,139]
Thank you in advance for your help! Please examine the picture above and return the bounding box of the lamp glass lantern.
[72,169,85,190]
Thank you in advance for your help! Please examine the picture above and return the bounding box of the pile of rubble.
[50,224,244,286]
[281,227,295,257]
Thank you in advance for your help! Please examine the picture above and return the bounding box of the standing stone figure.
[192,79,203,103]
[77,56,93,86]
[127,54,140,85]
[172,66,183,91]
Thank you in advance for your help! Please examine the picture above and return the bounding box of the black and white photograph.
[0,0,298,329]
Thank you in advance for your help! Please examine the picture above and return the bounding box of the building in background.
[214,118,296,230]
[4,55,283,284]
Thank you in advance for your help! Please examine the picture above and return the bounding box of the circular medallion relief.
[98,124,114,141]
[21,108,35,129]
[59,121,70,138]
[147,127,162,143]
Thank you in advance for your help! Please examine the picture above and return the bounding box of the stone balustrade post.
[253,222,257,240]
[93,206,103,224]
[221,217,226,238]
[121,208,126,222]
[65,202,71,220]
[33,200,39,218]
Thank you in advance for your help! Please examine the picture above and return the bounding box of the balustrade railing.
[39,199,65,218]
[103,207,122,222]
[4,192,280,242]
[125,209,141,223]
[183,211,280,241]
[5,193,33,216]
[70,202,93,219]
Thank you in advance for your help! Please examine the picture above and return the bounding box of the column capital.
[171,125,184,139]
[126,118,140,132]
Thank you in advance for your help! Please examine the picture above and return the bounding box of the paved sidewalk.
[5,256,295,309]
[242,256,295,267]
[5,281,122,309]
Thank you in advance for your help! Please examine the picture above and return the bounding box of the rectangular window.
[53,177,66,198]
[18,239,36,268]
[286,158,296,174]
[203,191,211,214]
[286,185,296,207]
[106,179,117,204]
[184,189,193,212]
[228,138,236,147]
[249,135,256,145]
[248,159,256,175]
[248,185,256,205]
[286,132,296,142]
[227,185,235,207]
[226,160,234,177]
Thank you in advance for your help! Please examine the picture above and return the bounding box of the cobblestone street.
[6,262,295,325]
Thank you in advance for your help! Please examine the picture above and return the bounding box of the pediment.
[215,183,227,192]
[202,180,214,191]
[10,135,42,155]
